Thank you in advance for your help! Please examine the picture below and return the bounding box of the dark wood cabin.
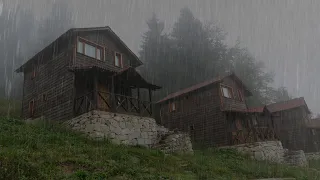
[157,74,277,147]
[303,118,320,152]
[16,26,161,121]
[265,97,312,152]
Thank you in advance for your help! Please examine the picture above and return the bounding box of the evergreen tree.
[140,7,293,105]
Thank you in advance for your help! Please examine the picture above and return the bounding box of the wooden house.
[16,26,161,121]
[265,97,312,151]
[303,118,320,152]
[157,73,277,147]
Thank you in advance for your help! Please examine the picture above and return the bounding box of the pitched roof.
[266,97,310,113]
[16,26,142,73]
[157,73,252,103]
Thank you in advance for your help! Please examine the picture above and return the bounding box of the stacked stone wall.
[65,110,193,154]
[221,141,308,167]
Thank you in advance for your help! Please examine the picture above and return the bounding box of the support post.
[149,88,152,116]
[111,76,115,110]
[137,87,140,114]
[93,72,98,110]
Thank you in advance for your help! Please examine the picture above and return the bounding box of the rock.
[65,110,194,154]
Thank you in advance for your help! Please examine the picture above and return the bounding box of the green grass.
[0,98,21,118]
[0,117,320,180]
[0,99,320,179]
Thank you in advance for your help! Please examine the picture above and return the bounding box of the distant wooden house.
[305,118,320,152]
[157,73,277,147]
[265,97,312,151]
[16,26,161,121]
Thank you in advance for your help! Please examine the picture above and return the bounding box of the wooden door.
[97,82,110,111]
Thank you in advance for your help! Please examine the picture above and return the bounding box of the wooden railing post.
[137,87,141,114]
[148,88,152,116]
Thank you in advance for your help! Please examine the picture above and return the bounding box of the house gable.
[15,26,142,74]
[74,30,134,71]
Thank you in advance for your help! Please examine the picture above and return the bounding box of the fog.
[3,0,320,114]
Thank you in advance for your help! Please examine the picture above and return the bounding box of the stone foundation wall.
[221,141,308,167]
[221,141,285,163]
[152,132,193,154]
[305,152,320,161]
[284,150,308,167]
[65,110,193,154]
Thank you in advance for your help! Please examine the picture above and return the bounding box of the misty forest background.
[0,1,293,110]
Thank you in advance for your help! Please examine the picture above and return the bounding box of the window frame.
[114,52,123,68]
[77,37,104,60]
[220,84,234,99]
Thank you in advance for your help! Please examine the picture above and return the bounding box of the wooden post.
[137,87,140,114]
[111,76,115,110]
[93,72,98,110]
[149,88,152,116]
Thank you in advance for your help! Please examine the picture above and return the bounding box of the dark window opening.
[189,125,195,131]
[42,94,47,102]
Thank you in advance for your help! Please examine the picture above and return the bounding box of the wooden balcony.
[74,91,153,117]
[231,127,278,145]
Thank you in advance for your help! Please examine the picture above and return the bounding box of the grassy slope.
[0,99,320,179]
[0,98,21,118]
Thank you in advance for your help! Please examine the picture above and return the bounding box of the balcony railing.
[74,91,153,117]
[231,127,277,145]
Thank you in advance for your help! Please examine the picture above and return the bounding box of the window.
[114,52,123,67]
[189,125,195,131]
[31,65,36,79]
[238,90,243,101]
[42,93,47,102]
[235,118,243,130]
[77,41,83,53]
[221,85,233,98]
[77,38,103,60]
[251,116,258,126]
[29,100,35,117]
[169,102,176,112]
[84,43,96,58]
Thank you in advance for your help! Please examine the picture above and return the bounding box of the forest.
[0,1,292,108]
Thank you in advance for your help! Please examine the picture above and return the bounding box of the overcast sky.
[5,0,320,114]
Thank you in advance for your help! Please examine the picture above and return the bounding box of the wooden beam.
[137,87,140,114]
[149,88,152,115]
[93,72,98,109]
[111,76,115,109]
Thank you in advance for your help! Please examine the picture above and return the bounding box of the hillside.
[0,100,320,179]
